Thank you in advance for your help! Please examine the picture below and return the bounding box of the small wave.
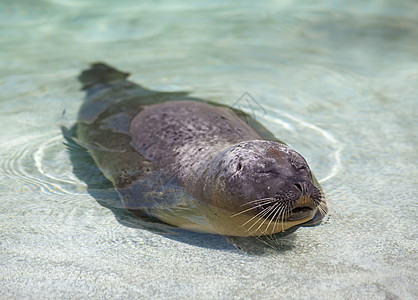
[236,105,343,183]
[2,131,87,196]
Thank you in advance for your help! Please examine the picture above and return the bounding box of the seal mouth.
[286,206,314,221]
[284,195,317,221]
[230,192,326,236]
[255,195,317,221]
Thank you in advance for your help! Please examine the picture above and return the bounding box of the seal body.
[73,63,327,236]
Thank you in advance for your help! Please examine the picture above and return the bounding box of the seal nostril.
[294,183,303,192]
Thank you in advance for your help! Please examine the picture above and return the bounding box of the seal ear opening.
[78,62,130,90]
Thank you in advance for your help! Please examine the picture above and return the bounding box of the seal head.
[190,140,326,236]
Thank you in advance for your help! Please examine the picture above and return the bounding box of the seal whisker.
[273,204,288,232]
[265,202,286,234]
[239,205,274,229]
[318,201,329,217]
[231,199,278,217]
[320,197,338,211]
[259,200,288,234]
[316,192,332,214]
[277,207,286,232]
[282,203,293,231]
[251,202,281,235]
[244,202,284,234]
[244,205,277,232]
[240,197,279,206]
[280,210,291,232]
[283,204,293,231]
[242,198,278,208]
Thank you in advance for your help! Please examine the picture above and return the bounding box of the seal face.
[72,63,327,237]
[200,141,326,236]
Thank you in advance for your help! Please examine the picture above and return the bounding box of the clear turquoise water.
[1,1,417,299]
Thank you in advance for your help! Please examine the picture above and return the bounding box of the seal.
[71,63,327,237]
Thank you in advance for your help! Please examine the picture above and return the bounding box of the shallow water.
[1,0,417,299]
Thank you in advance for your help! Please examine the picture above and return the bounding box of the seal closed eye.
[73,63,327,237]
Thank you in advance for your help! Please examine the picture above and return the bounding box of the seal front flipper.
[116,170,215,233]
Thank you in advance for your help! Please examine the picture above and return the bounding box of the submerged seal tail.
[78,63,131,90]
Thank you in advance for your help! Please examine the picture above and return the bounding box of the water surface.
[1,1,417,299]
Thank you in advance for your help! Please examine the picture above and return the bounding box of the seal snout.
[261,179,322,223]
[293,181,310,195]
[287,195,316,221]
[286,180,326,224]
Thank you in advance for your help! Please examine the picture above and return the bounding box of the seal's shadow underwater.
[63,63,327,253]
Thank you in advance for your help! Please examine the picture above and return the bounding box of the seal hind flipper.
[78,62,131,90]
[77,63,191,124]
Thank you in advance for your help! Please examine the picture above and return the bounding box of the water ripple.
[269,108,343,183]
[239,107,343,184]
[2,131,86,195]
